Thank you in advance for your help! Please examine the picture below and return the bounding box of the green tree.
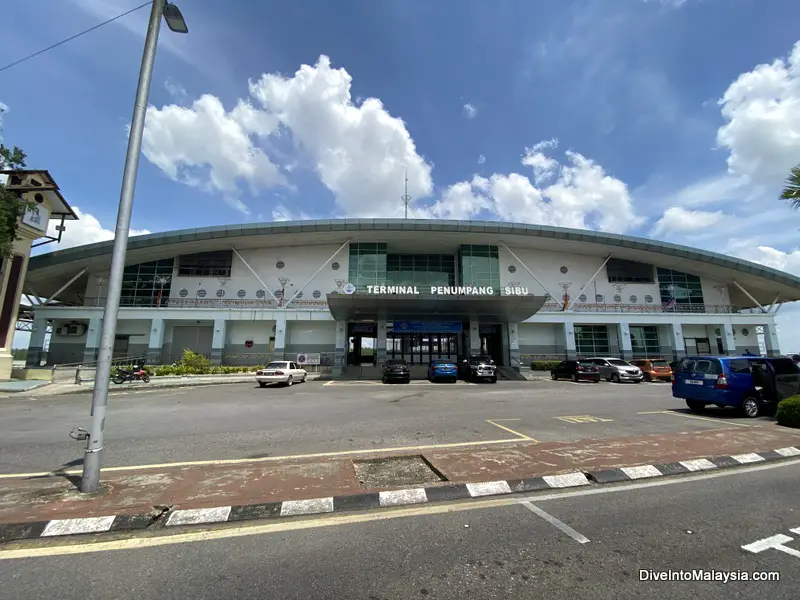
[780,164,800,210]
[0,138,36,259]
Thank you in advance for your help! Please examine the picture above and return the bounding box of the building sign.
[365,285,530,296]
[21,205,50,233]
[297,353,321,366]
[350,323,376,334]
[392,321,463,333]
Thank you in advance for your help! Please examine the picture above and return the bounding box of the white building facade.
[22,220,798,375]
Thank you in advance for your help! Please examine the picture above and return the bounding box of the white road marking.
[742,534,800,558]
[41,516,116,537]
[542,472,590,488]
[466,481,512,497]
[520,501,590,544]
[620,465,662,479]
[731,453,765,464]
[679,458,717,472]
[166,506,232,527]
[776,447,800,457]
[280,497,334,517]
[379,488,428,507]
[791,528,800,535]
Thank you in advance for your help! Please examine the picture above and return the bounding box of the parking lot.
[0,377,780,476]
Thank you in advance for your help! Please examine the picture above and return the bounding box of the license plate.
[686,379,703,385]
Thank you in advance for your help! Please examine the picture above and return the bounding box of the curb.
[3,446,799,544]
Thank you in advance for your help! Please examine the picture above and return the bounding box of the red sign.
[244,340,254,348]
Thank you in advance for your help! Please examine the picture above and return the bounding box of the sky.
[1,0,799,350]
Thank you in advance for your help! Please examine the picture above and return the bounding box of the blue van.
[672,355,800,417]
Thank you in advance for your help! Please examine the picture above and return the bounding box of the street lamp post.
[80,0,188,494]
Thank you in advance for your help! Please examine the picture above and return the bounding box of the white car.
[256,361,307,387]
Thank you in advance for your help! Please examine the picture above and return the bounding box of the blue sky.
[2,0,800,348]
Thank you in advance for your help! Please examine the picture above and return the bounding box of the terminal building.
[21,219,800,377]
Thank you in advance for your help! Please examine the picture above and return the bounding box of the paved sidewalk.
[2,425,799,538]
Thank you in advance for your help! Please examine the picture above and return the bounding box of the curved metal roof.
[28,218,800,290]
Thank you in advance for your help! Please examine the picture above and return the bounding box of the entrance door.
[478,325,504,366]
[348,323,377,365]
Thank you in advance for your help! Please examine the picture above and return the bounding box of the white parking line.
[519,501,590,544]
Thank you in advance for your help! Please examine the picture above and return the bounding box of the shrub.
[530,360,562,371]
[776,395,800,428]
[178,349,212,374]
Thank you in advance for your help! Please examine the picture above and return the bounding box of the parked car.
[460,355,497,383]
[428,359,458,382]
[631,358,673,382]
[256,361,307,387]
[672,355,800,417]
[382,359,410,384]
[550,360,601,383]
[587,357,643,383]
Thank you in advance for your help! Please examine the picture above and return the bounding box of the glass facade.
[657,268,705,309]
[349,243,387,292]
[630,325,660,357]
[387,254,455,288]
[177,250,232,277]
[575,325,609,355]
[120,259,174,307]
[458,245,500,292]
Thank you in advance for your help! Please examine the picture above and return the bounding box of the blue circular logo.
[343,283,356,295]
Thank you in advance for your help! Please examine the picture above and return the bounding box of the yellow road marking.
[554,415,613,424]
[0,438,529,480]
[637,410,750,428]
[485,419,536,441]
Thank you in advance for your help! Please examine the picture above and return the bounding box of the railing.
[80,298,331,310]
[539,303,742,314]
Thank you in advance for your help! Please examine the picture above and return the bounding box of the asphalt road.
[0,379,771,474]
[1,459,797,599]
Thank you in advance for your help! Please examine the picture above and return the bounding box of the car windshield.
[470,356,492,363]
[433,360,454,365]
[265,362,289,369]
[578,361,595,367]
[607,359,631,367]
[652,360,669,367]
[385,360,405,366]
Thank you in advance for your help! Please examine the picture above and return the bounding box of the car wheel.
[301,374,307,383]
[571,374,579,383]
[490,377,497,383]
[633,379,642,384]
[286,376,293,387]
[551,372,558,380]
[686,400,706,412]
[611,373,620,383]
[382,376,387,384]
[741,396,761,418]
[592,379,599,383]
[258,382,267,388]
[643,373,652,382]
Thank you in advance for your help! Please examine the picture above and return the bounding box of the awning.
[326,293,547,322]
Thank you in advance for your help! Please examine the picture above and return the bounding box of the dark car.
[460,355,497,383]
[381,359,410,384]
[428,359,458,382]
[550,360,601,383]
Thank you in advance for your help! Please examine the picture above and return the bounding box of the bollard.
[75,365,82,385]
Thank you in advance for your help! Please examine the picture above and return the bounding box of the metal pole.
[81,0,165,493]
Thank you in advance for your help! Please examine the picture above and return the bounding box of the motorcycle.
[112,365,150,384]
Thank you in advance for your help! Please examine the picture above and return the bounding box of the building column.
[507,323,521,371]
[720,322,736,355]
[762,322,781,357]
[334,321,347,376]
[273,313,287,360]
[211,318,227,365]
[670,323,685,360]
[147,318,165,365]
[608,325,621,358]
[376,320,388,365]
[25,316,48,367]
[83,316,102,363]
[619,322,633,360]
[469,320,480,355]
[563,322,577,359]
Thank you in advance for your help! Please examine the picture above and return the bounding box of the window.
[312,290,322,299]
[694,359,721,375]
[676,358,695,372]
[630,325,660,357]
[729,359,753,374]
[458,245,500,292]
[575,325,609,355]
[178,250,232,277]
[772,358,800,375]
[237,289,246,298]
[349,243,388,292]
[657,268,705,310]
[606,258,655,283]
[386,253,456,288]
[118,259,175,307]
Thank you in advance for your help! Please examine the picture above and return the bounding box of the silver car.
[588,357,643,383]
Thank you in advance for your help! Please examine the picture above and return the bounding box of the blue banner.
[391,321,463,333]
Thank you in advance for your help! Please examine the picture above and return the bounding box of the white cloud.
[651,206,726,237]
[462,103,478,119]
[164,79,188,104]
[425,141,644,234]
[271,204,311,222]
[717,41,800,185]
[44,207,150,250]
[732,244,800,277]
[477,154,486,165]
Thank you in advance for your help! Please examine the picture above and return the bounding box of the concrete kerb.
[2,446,798,544]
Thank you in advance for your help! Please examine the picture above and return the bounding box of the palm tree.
[780,164,800,210]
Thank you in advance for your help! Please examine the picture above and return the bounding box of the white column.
[334,320,347,375]
[469,320,480,355]
[273,313,287,360]
[211,318,227,365]
[508,323,521,370]
[721,322,736,355]
[762,322,781,357]
[563,322,577,359]
[376,320,388,364]
[25,316,48,367]
[147,318,165,365]
[671,323,685,360]
[619,322,633,360]
[83,316,102,363]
